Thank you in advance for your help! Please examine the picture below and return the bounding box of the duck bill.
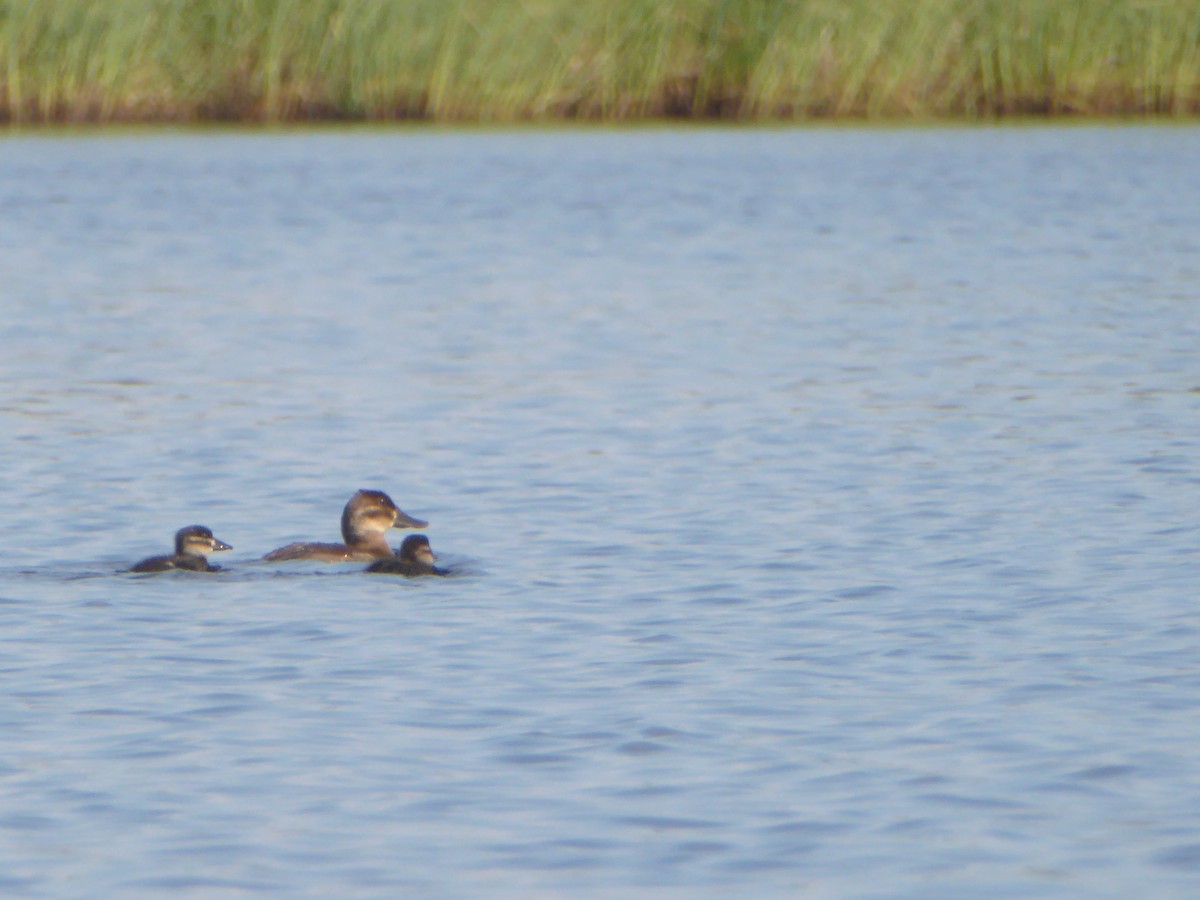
[212,539,233,552]
[392,511,428,529]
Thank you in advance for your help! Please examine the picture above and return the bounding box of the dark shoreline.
[4,0,1199,127]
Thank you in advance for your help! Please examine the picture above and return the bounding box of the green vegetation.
[2,0,1198,123]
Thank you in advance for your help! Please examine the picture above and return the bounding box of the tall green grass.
[1,0,1198,123]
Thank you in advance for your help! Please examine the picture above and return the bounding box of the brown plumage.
[263,489,427,562]
[131,525,233,573]
[366,535,446,577]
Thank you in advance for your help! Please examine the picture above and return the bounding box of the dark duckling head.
[176,525,233,557]
[366,534,445,577]
[399,534,437,567]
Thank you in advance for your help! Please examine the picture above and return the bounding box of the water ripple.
[0,126,1197,897]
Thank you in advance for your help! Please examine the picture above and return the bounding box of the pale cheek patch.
[361,511,395,531]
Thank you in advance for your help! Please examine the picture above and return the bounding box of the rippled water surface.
[1,125,1198,896]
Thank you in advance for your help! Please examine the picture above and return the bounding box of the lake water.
[0,124,1198,896]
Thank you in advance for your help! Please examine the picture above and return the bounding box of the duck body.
[366,535,446,577]
[264,489,427,562]
[262,541,380,563]
[131,525,232,573]
[132,553,218,573]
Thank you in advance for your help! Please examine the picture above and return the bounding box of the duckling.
[131,525,233,573]
[366,534,446,577]
[263,489,427,562]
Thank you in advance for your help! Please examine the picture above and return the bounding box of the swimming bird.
[130,525,233,573]
[366,534,446,577]
[263,489,427,562]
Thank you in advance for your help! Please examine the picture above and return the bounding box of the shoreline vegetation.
[2,0,1199,125]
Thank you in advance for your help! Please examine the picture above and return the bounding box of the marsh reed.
[2,0,1198,123]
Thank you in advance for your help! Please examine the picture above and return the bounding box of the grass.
[1,0,1198,123]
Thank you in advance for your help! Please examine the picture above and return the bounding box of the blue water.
[1,125,1198,896]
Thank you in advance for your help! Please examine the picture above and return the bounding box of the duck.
[130,525,233,573]
[366,534,446,577]
[263,489,427,562]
